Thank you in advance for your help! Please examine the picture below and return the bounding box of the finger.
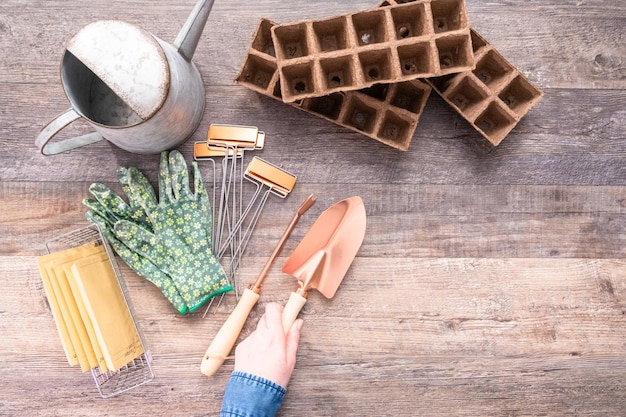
[191,161,205,198]
[191,160,213,247]
[128,167,157,216]
[168,150,191,200]
[114,220,159,259]
[285,319,303,364]
[123,167,157,209]
[87,182,130,219]
[256,311,269,331]
[85,210,114,234]
[83,198,115,225]
[159,151,174,203]
[115,167,133,205]
[263,303,284,332]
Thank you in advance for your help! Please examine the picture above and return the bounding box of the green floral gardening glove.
[115,150,232,313]
[83,166,189,314]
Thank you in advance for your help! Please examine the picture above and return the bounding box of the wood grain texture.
[0,0,625,415]
[2,257,625,416]
[2,182,625,258]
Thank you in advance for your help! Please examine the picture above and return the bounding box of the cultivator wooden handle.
[200,288,260,376]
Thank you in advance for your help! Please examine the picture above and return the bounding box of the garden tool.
[36,0,215,155]
[193,142,244,252]
[220,157,297,261]
[203,156,298,315]
[200,194,316,377]
[207,124,263,258]
[217,157,297,291]
[281,196,367,332]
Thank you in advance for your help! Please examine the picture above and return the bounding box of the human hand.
[234,302,303,387]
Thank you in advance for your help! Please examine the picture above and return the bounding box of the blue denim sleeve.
[220,371,286,417]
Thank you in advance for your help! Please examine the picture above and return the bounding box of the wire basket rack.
[45,224,155,398]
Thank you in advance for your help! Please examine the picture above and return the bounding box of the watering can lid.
[66,20,169,121]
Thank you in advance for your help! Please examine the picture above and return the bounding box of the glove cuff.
[186,284,234,313]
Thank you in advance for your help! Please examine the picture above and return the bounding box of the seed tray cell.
[470,29,487,53]
[498,75,543,117]
[361,83,391,101]
[431,0,466,33]
[273,23,309,60]
[473,49,515,91]
[444,75,490,119]
[320,54,357,90]
[427,29,542,145]
[435,33,473,71]
[342,95,379,133]
[391,1,429,40]
[238,53,279,92]
[352,9,389,46]
[236,18,432,151]
[474,100,517,145]
[271,0,473,102]
[379,110,415,143]
[313,16,350,52]
[359,47,397,83]
[392,80,431,113]
[397,41,436,76]
[304,93,345,120]
[281,61,317,97]
[251,18,278,56]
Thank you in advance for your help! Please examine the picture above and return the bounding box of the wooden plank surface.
[1,0,625,415]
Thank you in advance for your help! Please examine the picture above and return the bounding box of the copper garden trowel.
[281,196,367,332]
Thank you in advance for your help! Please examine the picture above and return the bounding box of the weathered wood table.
[1,0,625,415]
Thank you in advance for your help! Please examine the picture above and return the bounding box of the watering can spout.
[174,0,215,61]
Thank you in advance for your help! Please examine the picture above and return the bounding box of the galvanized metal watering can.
[36,0,215,155]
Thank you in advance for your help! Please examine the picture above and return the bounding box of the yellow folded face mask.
[71,250,143,371]
[37,242,143,372]
[63,260,107,372]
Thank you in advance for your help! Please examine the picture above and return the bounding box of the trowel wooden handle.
[282,292,307,333]
[200,288,260,376]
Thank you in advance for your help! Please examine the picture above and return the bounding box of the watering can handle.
[35,108,104,155]
[174,0,216,61]
[282,292,307,333]
[200,288,260,377]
